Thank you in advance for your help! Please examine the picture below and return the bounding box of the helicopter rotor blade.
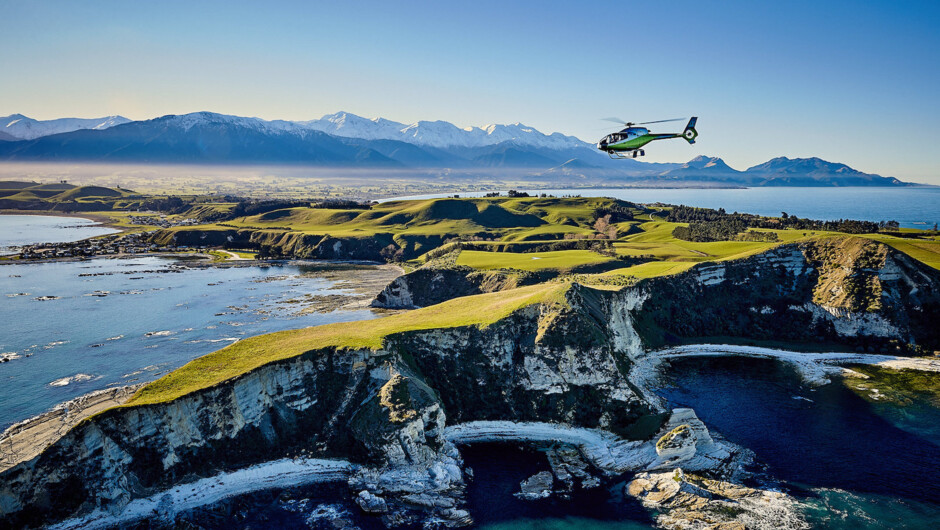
[601,117,628,125]
[634,118,685,125]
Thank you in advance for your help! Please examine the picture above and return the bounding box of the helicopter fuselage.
[597,127,679,152]
[597,117,698,158]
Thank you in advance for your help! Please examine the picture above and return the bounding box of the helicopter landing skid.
[607,149,644,159]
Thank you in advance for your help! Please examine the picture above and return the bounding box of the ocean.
[381,186,940,230]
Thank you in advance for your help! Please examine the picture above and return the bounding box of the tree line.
[667,205,898,242]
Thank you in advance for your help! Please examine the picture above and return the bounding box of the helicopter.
[597,117,698,159]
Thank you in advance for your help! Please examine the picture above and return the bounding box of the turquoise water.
[381,187,940,229]
[0,256,378,429]
[0,214,118,254]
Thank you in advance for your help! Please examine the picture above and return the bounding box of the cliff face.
[393,285,657,435]
[1,237,936,527]
[1,348,380,526]
[635,237,940,352]
[154,228,397,261]
[372,266,539,308]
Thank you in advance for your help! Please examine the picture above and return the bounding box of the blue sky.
[1,1,938,182]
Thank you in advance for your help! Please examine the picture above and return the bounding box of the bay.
[657,356,940,529]
[0,214,119,254]
[381,187,940,229]
[0,256,381,429]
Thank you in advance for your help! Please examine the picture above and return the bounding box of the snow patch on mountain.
[301,111,590,150]
[297,112,407,141]
[154,112,312,135]
[1,114,130,140]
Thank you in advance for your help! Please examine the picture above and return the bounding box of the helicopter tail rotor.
[682,117,699,144]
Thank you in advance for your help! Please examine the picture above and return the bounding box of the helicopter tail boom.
[682,117,698,144]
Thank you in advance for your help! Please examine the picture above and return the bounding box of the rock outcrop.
[371,266,539,309]
[635,237,940,353]
[153,228,398,261]
[627,468,806,530]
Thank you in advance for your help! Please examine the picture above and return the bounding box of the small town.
[13,232,208,260]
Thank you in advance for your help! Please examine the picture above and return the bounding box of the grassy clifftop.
[157,195,940,273]
[126,282,569,406]
[213,195,636,240]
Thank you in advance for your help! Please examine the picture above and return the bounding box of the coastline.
[0,209,127,230]
[0,385,143,473]
[639,344,940,387]
[49,457,356,530]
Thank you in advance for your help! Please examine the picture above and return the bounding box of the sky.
[1,1,938,182]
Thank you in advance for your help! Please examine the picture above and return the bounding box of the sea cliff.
[1,237,937,528]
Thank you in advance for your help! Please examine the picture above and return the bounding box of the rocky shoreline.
[45,409,796,530]
[636,344,940,388]
[0,385,143,474]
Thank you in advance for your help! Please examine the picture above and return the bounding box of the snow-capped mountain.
[300,112,589,150]
[0,114,130,140]
[0,111,912,186]
[297,113,411,142]
[152,112,318,137]
[0,111,599,168]
[0,111,400,165]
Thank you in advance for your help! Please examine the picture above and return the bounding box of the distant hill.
[623,155,908,188]
[0,181,138,210]
[0,180,42,189]
[657,155,743,179]
[49,185,130,201]
[744,157,906,186]
[0,111,916,186]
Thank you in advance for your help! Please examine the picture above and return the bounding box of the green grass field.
[152,195,940,275]
[224,197,628,240]
[864,236,940,269]
[601,261,698,279]
[126,282,568,406]
[456,249,615,271]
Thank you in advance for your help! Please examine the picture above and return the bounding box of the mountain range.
[0,114,130,141]
[0,111,912,186]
